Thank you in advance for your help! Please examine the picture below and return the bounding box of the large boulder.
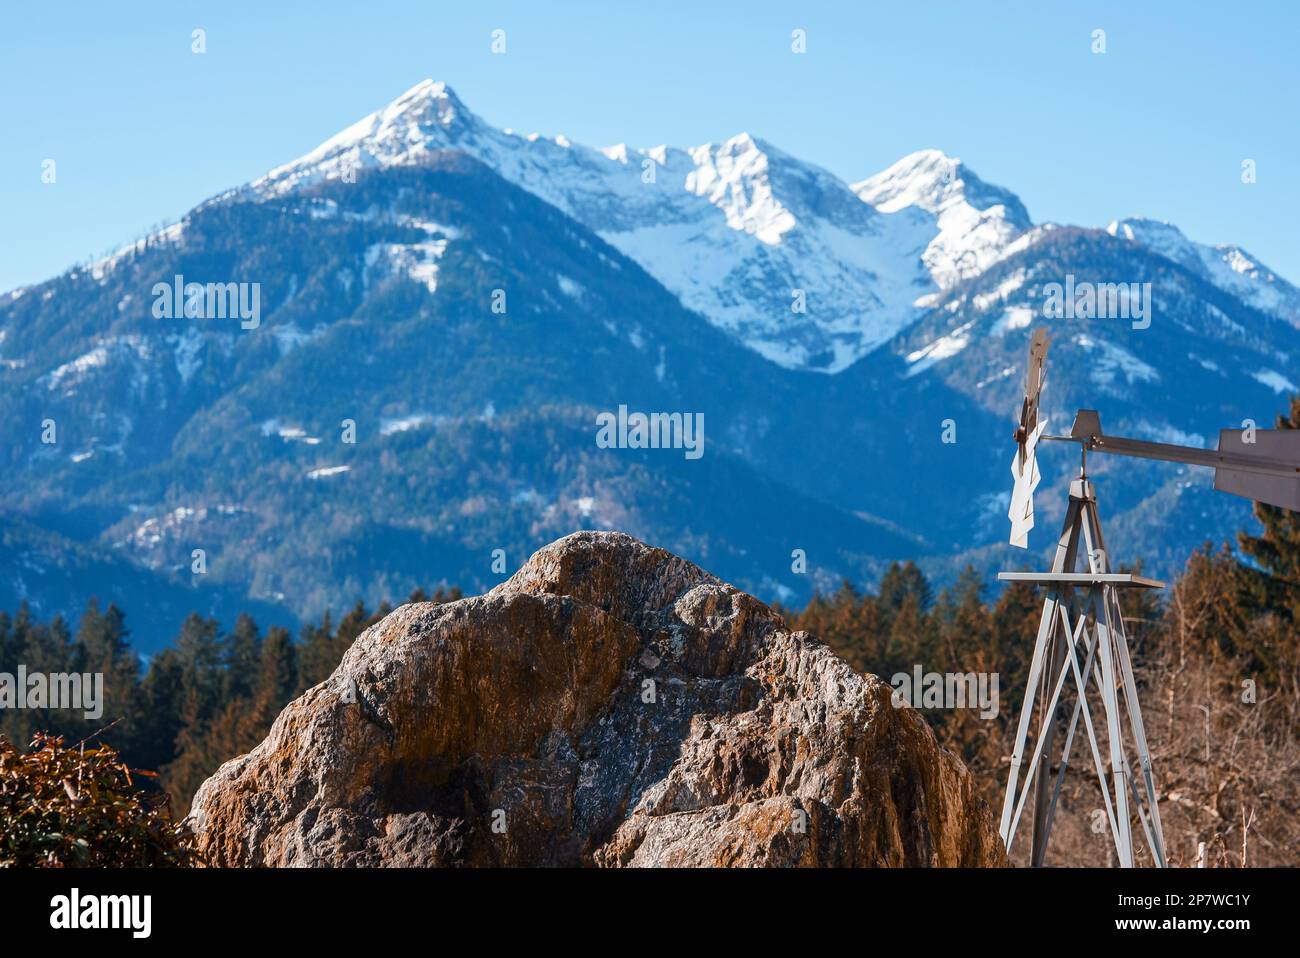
[188,532,1007,866]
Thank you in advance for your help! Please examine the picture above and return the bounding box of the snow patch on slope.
[905,320,975,376]
[1073,333,1159,391]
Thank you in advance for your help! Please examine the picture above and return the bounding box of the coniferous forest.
[0,587,461,839]
[3,479,1299,866]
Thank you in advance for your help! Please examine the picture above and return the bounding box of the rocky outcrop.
[188,532,1006,866]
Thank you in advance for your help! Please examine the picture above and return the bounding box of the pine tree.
[297,611,335,690]
[73,599,131,669]
[1167,544,1282,681]
[879,561,933,616]
[222,613,263,701]
[0,611,11,664]
[248,626,297,735]
[1239,394,1300,612]
[884,592,926,677]
[6,609,74,745]
[201,699,252,773]
[160,615,223,808]
[131,649,185,774]
[938,568,993,669]
[336,600,374,648]
[71,600,139,745]
[989,579,1042,716]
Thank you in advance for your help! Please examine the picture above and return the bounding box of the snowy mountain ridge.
[238,80,1027,371]
[1106,217,1300,324]
[215,78,1297,370]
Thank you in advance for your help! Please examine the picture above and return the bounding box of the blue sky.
[2,1,1298,291]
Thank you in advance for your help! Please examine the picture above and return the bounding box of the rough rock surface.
[188,532,1007,866]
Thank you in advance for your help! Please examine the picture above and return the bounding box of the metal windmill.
[998,327,1300,867]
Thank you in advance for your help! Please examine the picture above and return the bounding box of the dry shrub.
[0,731,199,867]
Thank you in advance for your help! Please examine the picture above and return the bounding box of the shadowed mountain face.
[1,152,976,648]
[188,532,1008,867]
[885,225,1300,580]
[1,81,1295,650]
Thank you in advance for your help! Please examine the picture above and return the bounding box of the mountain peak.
[721,131,762,151]
[1106,217,1208,269]
[251,79,479,196]
[1107,216,1187,244]
[852,149,965,214]
[382,78,467,124]
[853,149,1029,227]
[852,150,1031,289]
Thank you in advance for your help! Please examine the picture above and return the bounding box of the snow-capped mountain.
[241,81,969,372]
[1,147,951,649]
[1106,217,1300,326]
[3,77,1298,650]
[240,80,1299,372]
[880,218,1300,578]
[852,149,1032,292]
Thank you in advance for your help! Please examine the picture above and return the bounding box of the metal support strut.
[997,477,1167,867]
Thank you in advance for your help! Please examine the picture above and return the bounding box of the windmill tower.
[999,328,1300,867]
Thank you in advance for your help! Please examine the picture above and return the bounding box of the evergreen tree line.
[1,537,1295,865]
[0,587,461,815]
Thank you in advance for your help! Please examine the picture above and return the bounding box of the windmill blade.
[1024,328,1050,426]
[1009,419,1046,547]
[1009,328,1052,547]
